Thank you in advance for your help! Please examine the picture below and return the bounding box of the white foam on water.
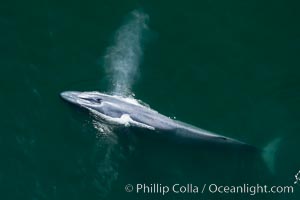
[104,10,149,96]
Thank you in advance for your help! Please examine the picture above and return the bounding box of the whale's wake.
[104,10,149,96]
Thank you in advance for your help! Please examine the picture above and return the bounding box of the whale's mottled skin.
[60,91,254,148]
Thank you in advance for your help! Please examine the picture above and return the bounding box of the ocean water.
[0,0,300,200]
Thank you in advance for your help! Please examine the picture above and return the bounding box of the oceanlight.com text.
[124,183,295,196]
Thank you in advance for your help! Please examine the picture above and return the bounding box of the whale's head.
[60,91,155,129]
[60,91,127,118]
[61,91,104,108]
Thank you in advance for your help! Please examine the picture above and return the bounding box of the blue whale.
[60,91,281,172]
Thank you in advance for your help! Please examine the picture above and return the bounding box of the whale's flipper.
[262,137,282,174]
[120,114,155,130]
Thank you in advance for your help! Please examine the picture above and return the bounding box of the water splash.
[104,10,149,96]
[92,119,120,196]
[89,115,136,197]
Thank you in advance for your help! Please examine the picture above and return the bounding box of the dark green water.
[1,0,300,199]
